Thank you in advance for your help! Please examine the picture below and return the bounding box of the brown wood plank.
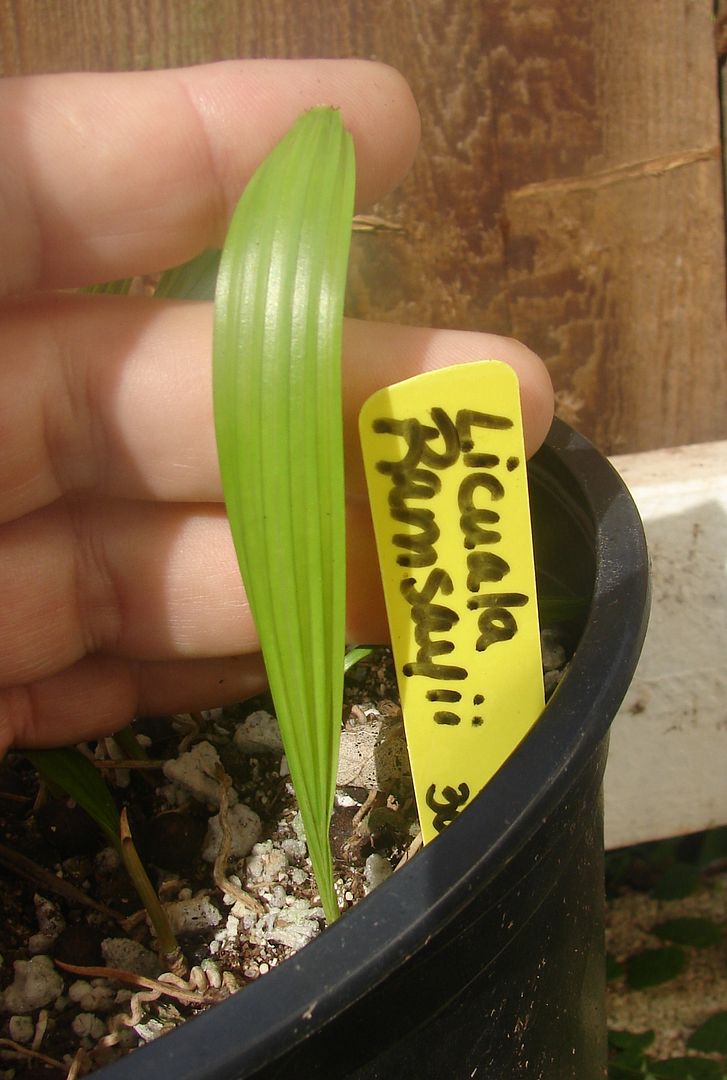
[1,0,725,453]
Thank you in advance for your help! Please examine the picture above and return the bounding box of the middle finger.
[0,292,552,522]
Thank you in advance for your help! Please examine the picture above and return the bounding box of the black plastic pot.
[100,418,649,1080]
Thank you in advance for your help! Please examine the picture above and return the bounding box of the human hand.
[0,60,553,755]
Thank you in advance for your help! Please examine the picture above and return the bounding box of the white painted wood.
[603,441,727,849]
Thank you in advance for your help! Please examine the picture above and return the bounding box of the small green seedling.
[26,747,182,969]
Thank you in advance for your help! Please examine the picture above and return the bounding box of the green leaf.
[154,248,221,300]
[694,825,727,868]
[608,1067,641,1079]
[688,1012,727,1054]
[652,917,722,949]
[112,725,150,762]
[626,946,686,990]
[24,748,121,850]
[344,645,375,674]
[213,107,355,923]
[607,952,625,981]
[609,1060,649,1080]
[537,593,589,624]
[609,1029,656,1053]
[652,862,702,900]
[119,808,180,961]
[649,1058,726,1079]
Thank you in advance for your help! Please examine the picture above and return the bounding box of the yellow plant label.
[359,361,544,844]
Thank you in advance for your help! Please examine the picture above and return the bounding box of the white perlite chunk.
[280,837,307,864]
[34,895,65,939]
[164,895,223,934]
[245,842,289,885]
[68,980,116,1013]
[7,1015,34,1044]
[162,741,236,808]
[0,955,64,1013]
[232,710,284,755]
[202,803,262,863]
[364,853,394,894]
[200,958,222,989]
[27,934,54,955]
[72,1012,107,1040]
[101,939,160,980]
[28,894,66,955]
[134,1017,169,1042]
[263,899,322,951]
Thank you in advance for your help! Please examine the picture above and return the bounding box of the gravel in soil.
[606,871,727,1059]
[0,639,576,1078]
[0,649,416,1077]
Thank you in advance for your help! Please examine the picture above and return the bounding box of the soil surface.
[0,649,419,1078]
[8,638,719,1080]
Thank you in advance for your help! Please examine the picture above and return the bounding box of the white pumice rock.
[68,980,115,1013]
[335,792,359,808]
[72,1012,107,1040]
[201,803,262,863]
[267,885,288,909]
[232,710,284,755]
[200,958,222,989]
[101,938,160,980]
[164,895,223,934]
[265,922,318,951]
[162,741,236,808]
[280,838,307,864]
[33,895,65,940]
[221,874,245,905]
[245,842,288,884]
[264,899,323,951]
[134,1017,169,1042]
[0,955,64,1013]
[28,934,56,955]
[68,980,92,1003]
[224,915,240,940]
[7,1015,34,1044]
[364,853,394,894]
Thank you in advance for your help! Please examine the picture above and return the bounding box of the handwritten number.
[426,782,471,832]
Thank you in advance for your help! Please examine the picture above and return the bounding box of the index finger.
[0,59,420,295]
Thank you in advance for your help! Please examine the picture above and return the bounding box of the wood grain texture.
[1,0,725,453]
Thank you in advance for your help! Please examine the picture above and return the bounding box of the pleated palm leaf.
[213,108,355,922]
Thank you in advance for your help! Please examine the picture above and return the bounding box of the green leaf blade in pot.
[213,107,355,923]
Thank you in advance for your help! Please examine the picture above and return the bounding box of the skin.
[0,60,553,755]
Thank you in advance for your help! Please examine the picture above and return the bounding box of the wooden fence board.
[1,0,725,453]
